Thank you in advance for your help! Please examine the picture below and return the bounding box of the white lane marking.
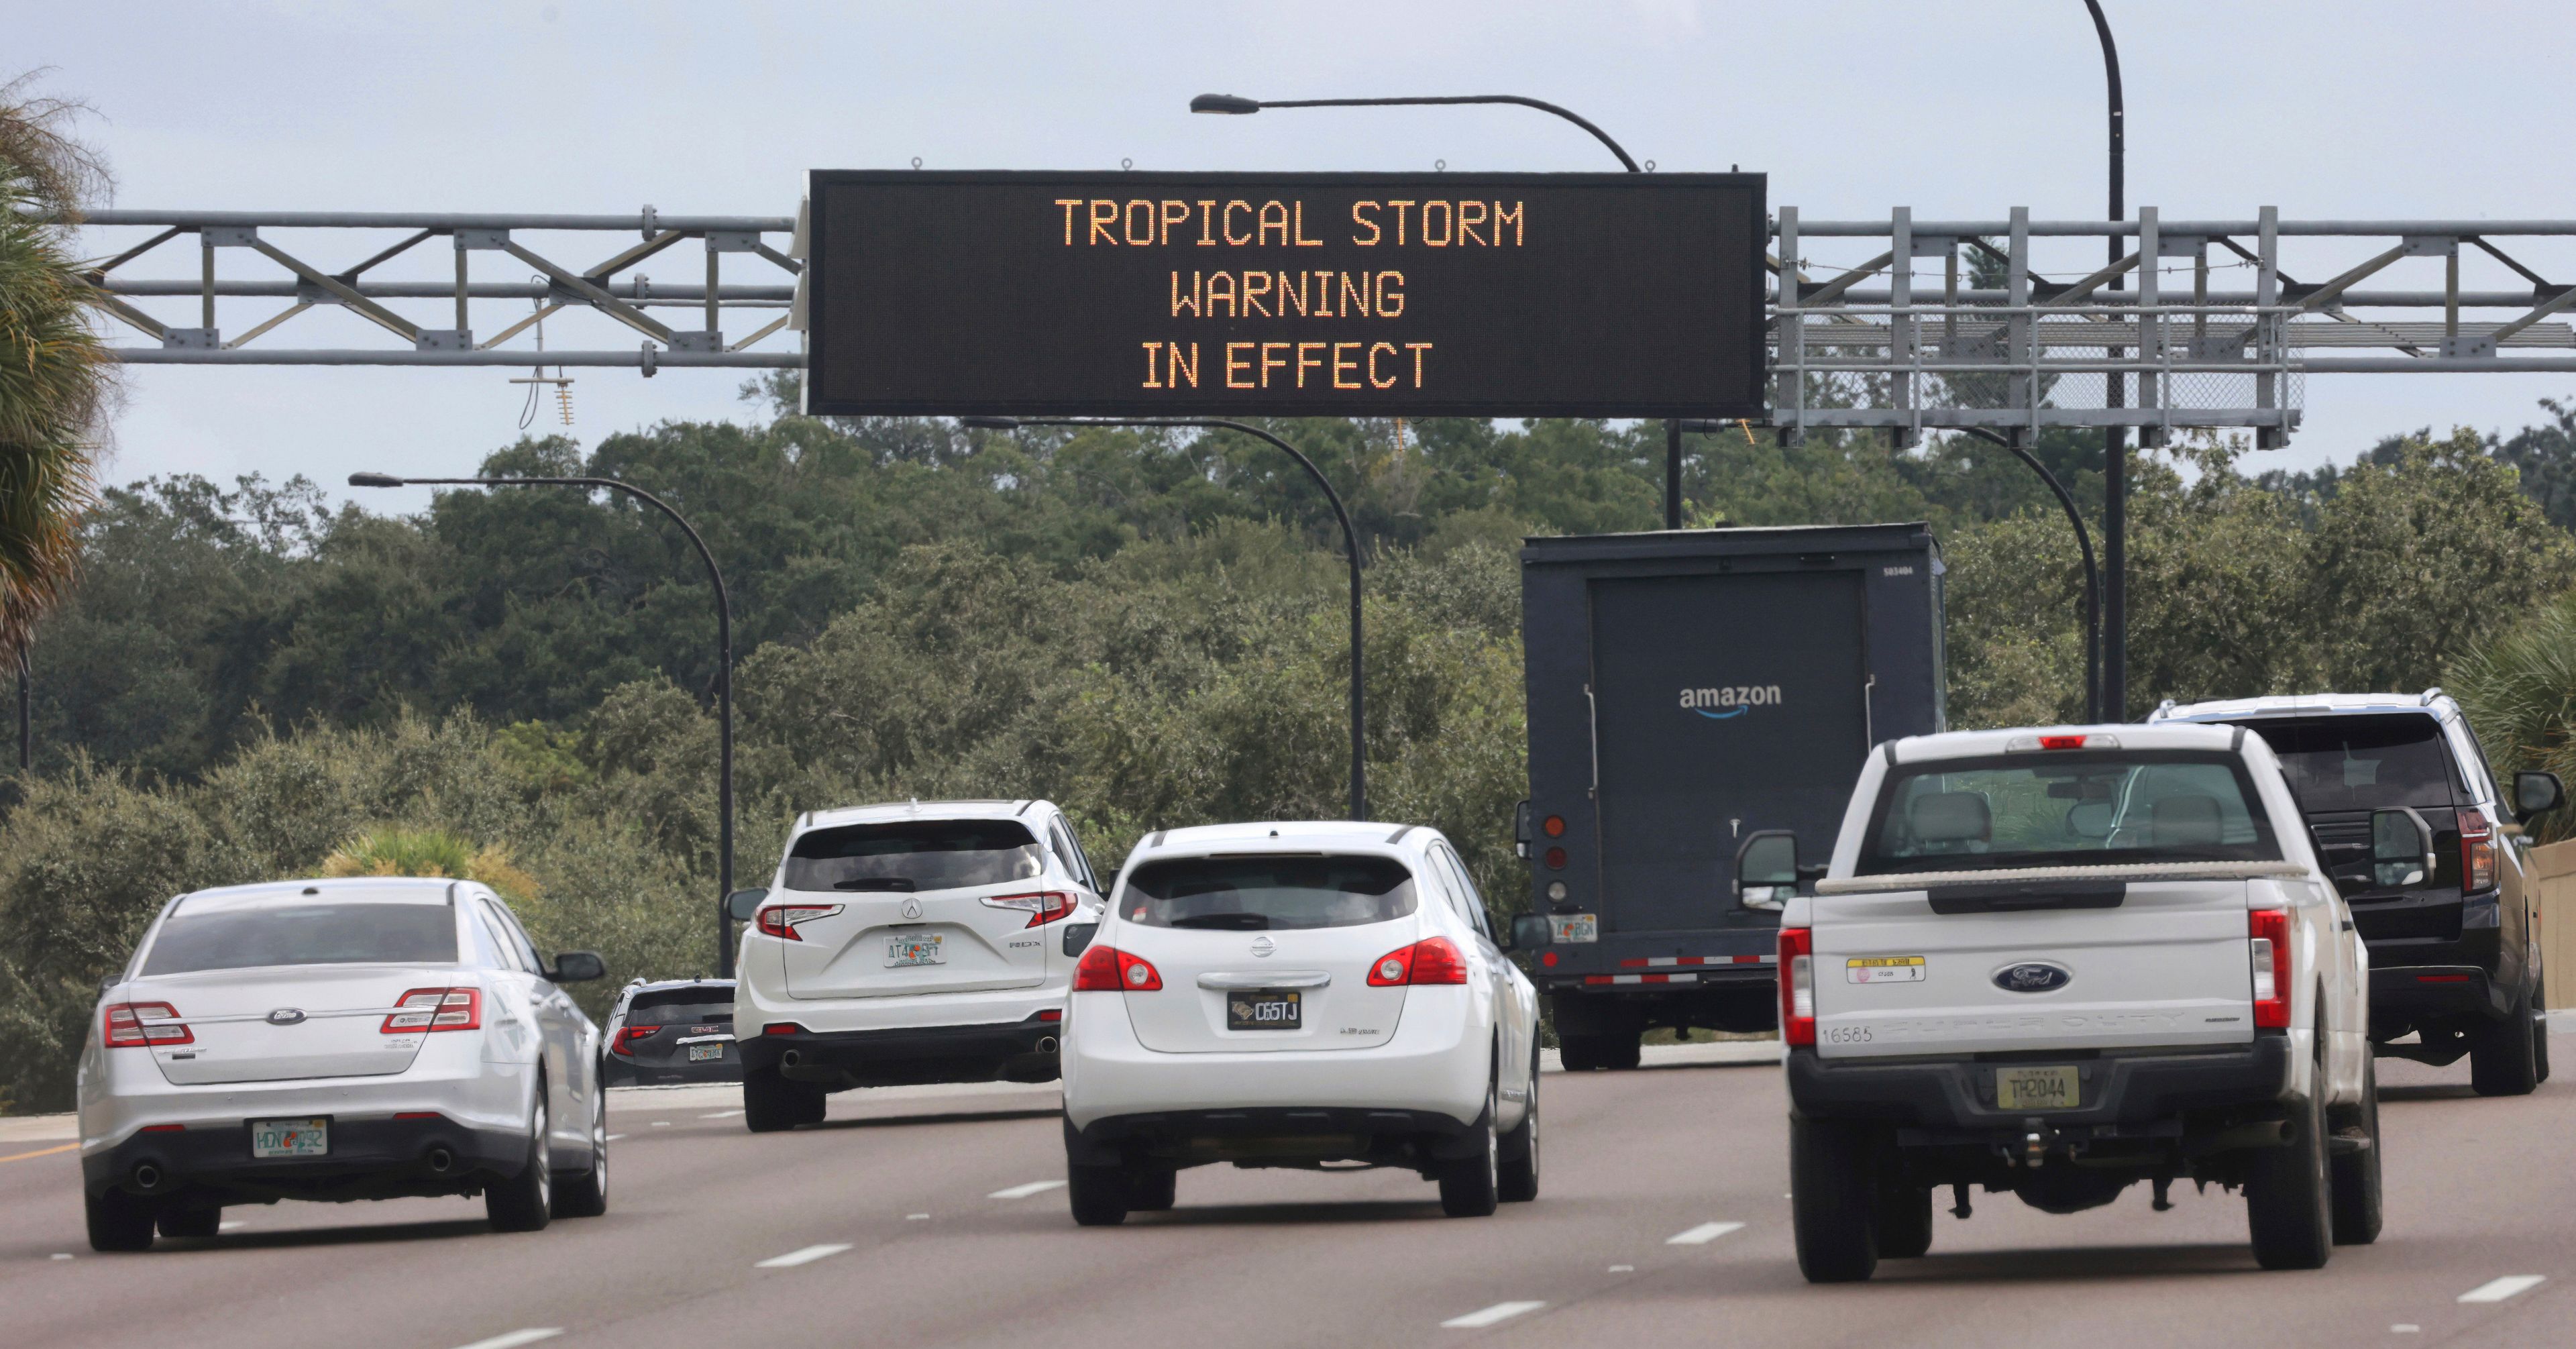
[987,1179,1067,1199]
[451,1332,563,1349]
[1442,1301,1545,1330]
[2459,1275,2546,1303]
[906,1213,931,1220]
[49,1253,70,1260]
[218,1220,246,1231]
[650,1120,671,1128]
[1665,1221,1744,1245]
[703,1110,744,1120]
[755,1243,853,1269]
[2392,1328,2420,1335]
[604,1134,627,1142]
[1607,1264,1635,1273]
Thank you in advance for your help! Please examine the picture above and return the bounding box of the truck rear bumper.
[1786,1036,2292,1132]
[2369,964,2511,1028]
[741,1015,1061,1089]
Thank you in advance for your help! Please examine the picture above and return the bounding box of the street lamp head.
[347,472,406,488]
[958,416,1022,431]
[1189,93,1261,115]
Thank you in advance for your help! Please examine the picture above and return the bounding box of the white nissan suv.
[728,800,1106,1131]
[1059,821,1542,1225]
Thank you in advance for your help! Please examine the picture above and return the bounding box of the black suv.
[2153,690,2561,1095]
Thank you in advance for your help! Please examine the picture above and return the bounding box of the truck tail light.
[1366,936,1470,987]
[755,904,843,940]
[1779,928,1815,1046]
[2458,810,2496,892]
[383,988,481,1034]
[103,1002,192,1048]
[610,1024,660,1057]
[980,890,1077,927]
[1073,944,1161,991]
[2249,909,2292,1030]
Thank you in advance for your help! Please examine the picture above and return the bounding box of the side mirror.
[1505,914,1552,952]
[1061,922,1099,959]
[1513,800,1533,860]
[2369,808,2436,889]
[724,887,769,923]
[549,951,606,983]
[1734,830,1799,912]
[2516,771,2564,821]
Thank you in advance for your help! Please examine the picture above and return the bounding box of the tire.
[1789,1114,1880,1283]
[485,1091,554,1233]
[2532,971,2551,1085]
[744,1065,825,1132]
[1558,1031,1640,1072]
[553,1081,610,1219]
[1438,1078,1501,1218]
[1126,1167,1177,1212]
[1498,1045,1541,1204]
[85,1188,158,1252]
[1067,1162,1130,1227]
[1875,1181,1933,1260]
[156,1202,221,1240]
[2330,1057,2383,1246]
[2245,1087,2332,1270]
[2470,979,2540,1097]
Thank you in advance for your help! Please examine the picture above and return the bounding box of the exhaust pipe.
[131,1163,162,1191]
[1036,1036,1059,1055]
[782,1049,802,1069]
[427,1147,454,1174]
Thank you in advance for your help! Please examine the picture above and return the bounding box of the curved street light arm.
[1965,431,2100,721]
[1224,94,1641,173]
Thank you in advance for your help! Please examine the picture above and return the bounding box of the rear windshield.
[141,899,458,976]
[2244,715,2461,812]
[1118,855,1417,930]
[781,819,1041,892]
[625,993,733,1027]
[1859,751,2281,875]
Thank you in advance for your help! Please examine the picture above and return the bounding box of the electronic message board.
[802,169,1766,419]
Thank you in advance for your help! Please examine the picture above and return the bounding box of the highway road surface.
[4,1029,2571,1349]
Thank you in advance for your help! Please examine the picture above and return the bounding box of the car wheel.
[485,1091,554,1233]
[2245,1085,2331,1269]
[1067,1162,1130,1227]
[2330,1057,2383,1246]
[156,1202,222,1240]
[1498,1044,1541,1203]
[2532,971,2551,1085]
[85,1188,158,1252]
[2470,979,2540,1097]
[744,1065,823,1132]
[1126,1167,1177,1212]
[1438,1078,1501,1218]
[553,1083,610,1219]
[1790,1114,1880,1283]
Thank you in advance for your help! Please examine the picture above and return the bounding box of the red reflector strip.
[140,1124,184,1134]
[392,1112,444,1120]
[1584,973,1699,985]
[2416,974,2474,983]
[1036,1009,1063,1022]
[1614,955,1774,968]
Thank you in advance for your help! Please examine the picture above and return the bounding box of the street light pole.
[2085,0,2127,721]
[350,471,739,976]
[963,417,1368,821]
[1189,91,1689,528]
[1968,429,2100,719]
[15,649,27,773]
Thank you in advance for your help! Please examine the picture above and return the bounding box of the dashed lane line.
[988,1179,1067,1199]
[755,1244,853,1269]
[451,1332,563,1349]
[604,1134,627,1142]
[2458,1276,2546,1304]
[703,1110,745,1120]
[1665,1222,1744,1245]
[1442,1301,1545,1330]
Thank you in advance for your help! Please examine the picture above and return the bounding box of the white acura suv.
[1059,821,1542,1225]
[728,800,1106,1131]
[77,877,610,1251]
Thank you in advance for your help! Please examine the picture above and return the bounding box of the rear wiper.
[833,877,918,892]
[1170,913,1271,930]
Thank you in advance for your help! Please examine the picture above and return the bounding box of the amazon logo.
[1679,684,1782,720]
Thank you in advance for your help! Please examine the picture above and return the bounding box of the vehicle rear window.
[780,819,1042,892]
[1118,855,1417,930]
[1858,750,2280,875]
[625,997,733,1026]
[2243,715,2461,812]
[141,899,458,976]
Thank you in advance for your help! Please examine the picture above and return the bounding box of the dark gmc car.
[600,978,740,1087]
[2152,690,2563,1095]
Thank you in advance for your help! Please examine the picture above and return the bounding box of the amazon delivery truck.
[1515,524,1945,1069]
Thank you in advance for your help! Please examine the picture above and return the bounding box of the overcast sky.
[24,1,2576,515]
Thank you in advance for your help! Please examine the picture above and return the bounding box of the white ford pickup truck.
[1742,724,2385,1282]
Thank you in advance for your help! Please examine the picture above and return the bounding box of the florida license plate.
[1226,990,1301,1031]
[688,1042,725,1062]
[1994,1065,2080,1111]
[250,1117,329,1158]
[885,934,945,967]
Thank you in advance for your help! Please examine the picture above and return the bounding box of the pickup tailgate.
[1812,878,2255,1059]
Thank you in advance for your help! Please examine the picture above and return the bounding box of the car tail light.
[382,988,481,1034]
[981,890,1077,928]
[1543,846,1566,870]
[1072,944,1162,991]
[755,904,844,941]
[1542,814,1566,838]
[2249,909,2292,1029]
[763,1022,807,1037]
[2458,810,2496,892]
[610,1024,661,1057]
[1366,936,1470,987]
[1779,928,1815,1046]
[103,1002,193,1048]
